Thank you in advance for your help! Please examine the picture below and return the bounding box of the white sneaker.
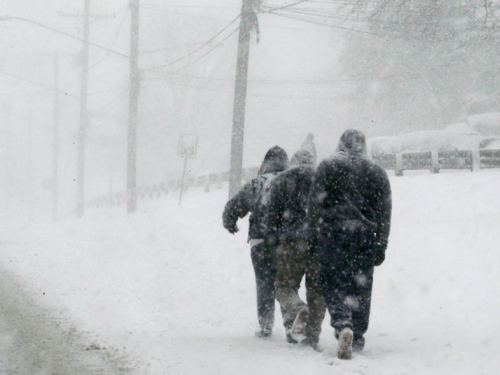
[337,328,353,360]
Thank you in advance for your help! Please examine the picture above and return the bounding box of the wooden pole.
[228,0,255,199]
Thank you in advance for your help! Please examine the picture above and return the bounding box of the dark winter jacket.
[222,146,289,240]
[265,150,315,246]
[307,129,392,264]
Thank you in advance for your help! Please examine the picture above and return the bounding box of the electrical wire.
[141,4,236,22]
[141,43,205,55]
[144,29,238,79]
[0,71,79,99]
[268,10,394,37]
[265,0,310,13]
[168,27,240,73]
[90,87,129,114]
[89,7,129,70]
[140,3,241,9]
[5,17,129,58]
[145,14,241,70]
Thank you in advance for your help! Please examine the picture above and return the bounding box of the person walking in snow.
[222,146,289,338]
[264,149,326,349]
[307,129,392,359]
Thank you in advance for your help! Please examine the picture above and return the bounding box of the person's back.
[223,146,289,239]
[308,130,391,244]
[265,149,326,349]
[266,150,315,246]
[307,129,392,359]
[222,145,289,339]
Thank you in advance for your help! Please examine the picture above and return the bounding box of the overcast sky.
[1,1,348,218]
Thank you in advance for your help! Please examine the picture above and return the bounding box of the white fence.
[86,149,500,208]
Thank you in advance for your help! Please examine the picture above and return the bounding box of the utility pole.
[77,0,90,218]
[60,1,115,217]
[127,0,140,213]
[228,0,256,199]
[53,53,60,220]
[63,0,91,218]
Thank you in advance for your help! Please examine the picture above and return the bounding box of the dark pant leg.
[319,255,353,332]
[274,241,308,329]
[305,248,326,341]
[319,233,375,335]
[251,242,276,330]
[351,267,374,338]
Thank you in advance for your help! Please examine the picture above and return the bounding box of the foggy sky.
[1,0,358,219]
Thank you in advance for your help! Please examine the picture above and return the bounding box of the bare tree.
[338,0,500,134]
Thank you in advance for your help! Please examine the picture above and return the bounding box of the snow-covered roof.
[467,112,500,136]
[445,123,480,135]
[389,130,487,153]
[467,112,500,127]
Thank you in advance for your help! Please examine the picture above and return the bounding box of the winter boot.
[352,334,365,352]
[337,328,353,360]
[290,306,309,337]
[299,335,320,351]
[255,326,272,339]
[286,333,299,344]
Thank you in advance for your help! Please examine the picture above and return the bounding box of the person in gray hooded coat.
[223,146,289,338]
[307,129,392,359]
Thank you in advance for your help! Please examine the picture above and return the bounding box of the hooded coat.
[223,146,289,240]
[307,129,392,265]
[264,149,315,246]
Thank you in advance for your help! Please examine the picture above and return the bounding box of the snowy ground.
[1,169,500,374]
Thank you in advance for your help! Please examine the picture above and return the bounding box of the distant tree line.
[338,0,500,134]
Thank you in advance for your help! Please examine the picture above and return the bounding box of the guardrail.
[373,148,500,176]
[86,149,500,209]
[86,166,260,209]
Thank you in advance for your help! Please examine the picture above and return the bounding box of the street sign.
[177,134,198,206]
[177,134,198,159]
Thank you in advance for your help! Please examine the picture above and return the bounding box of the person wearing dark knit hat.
[223,146,289,338]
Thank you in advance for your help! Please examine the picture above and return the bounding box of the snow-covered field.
[1,169,500,374]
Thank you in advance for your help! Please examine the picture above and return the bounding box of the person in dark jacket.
[222,146,289,338]
[307,129,392,359]
[265,149,326,349]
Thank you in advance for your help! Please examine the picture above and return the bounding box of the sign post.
[177,134,198,205]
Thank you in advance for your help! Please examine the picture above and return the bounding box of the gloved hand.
[373,239,388,266]
[264,233,278,248]
[227,225,239,234]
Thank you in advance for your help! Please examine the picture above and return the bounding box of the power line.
[169,27,240,73]
[268,10,389,37]
[153,71,434,85]
[90,87,129,114]
[1,16,129,58]
[89,7,129,70]
[265,0,310,13]
[140,3,241,9]
[158,79,344,99]
[0,71,79,98]
[141,4,236,21]
[140,42,204,55]
[145,15,240,71]
[143,27,239,77]
[267,8,430,40]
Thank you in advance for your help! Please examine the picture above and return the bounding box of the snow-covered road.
[1,169,500,374]
[0,264,136,374]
